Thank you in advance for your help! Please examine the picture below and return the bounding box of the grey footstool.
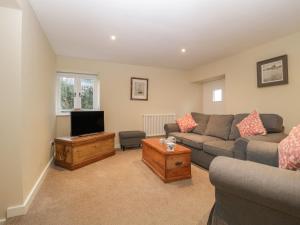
[119,131,146,150]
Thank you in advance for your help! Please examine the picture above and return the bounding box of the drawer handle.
[175,161,183,166]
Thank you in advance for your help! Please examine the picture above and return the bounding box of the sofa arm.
[164,123,180,137]
[233,132,287,160]
[209,157,300,219]
[247,141,278,167]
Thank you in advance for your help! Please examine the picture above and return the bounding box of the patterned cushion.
[236,111,267,137]
[278,125,300,170]
[176,114,197,133]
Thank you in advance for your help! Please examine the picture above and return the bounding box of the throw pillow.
[278,125,300,170]
[236,110,267,137]
[176,114,197,133]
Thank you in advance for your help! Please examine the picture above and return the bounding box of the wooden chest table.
[55,132,115,170]
[142,138,191,183]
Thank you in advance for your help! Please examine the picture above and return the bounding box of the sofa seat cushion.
[203,141,235,157]
[169,132,222,149]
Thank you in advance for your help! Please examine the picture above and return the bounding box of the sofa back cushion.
[229,114,248,140]
[229,113,284,140]
[205,115,234,140]
[191,112,210,135]
[260,114,284,133]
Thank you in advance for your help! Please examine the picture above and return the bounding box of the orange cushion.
[176,114,197,133]
[236,110,267,137]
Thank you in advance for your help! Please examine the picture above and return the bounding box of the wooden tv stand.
[55,132,115,170]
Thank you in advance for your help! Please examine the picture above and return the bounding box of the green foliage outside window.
[60,79,74,110]
[81,85,93,109]
[60,77,94,111]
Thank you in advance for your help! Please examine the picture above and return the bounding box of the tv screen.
[71,111,104,136]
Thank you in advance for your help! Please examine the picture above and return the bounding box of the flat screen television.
[71,111,104,136]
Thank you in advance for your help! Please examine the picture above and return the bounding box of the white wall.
[56,56,202,144]
[202,78,225,114]
[190,31,300,132]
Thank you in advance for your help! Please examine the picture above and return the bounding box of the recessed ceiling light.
[110,35,116,40]
[181,48,186,53]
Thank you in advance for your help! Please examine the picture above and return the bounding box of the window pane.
[80,79,94,109]
[60,77,75,110]
[213,89,223,102]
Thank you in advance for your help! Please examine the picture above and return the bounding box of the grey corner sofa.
[164,112,287,169]
[209,141,300,225]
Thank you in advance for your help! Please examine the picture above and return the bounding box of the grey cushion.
[191,112,210,135]
[169,132,221,149]
[203,141,234,157]
[247,141,279,167]
[119,131,146,138]
[205,115,234,140]
[233,133,287,160]
[260,114,284,133]
[229,114,248,140]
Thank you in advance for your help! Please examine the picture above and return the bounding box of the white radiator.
[143,114,176,137]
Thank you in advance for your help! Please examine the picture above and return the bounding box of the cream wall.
[190,32,300,132]
[202,78,225,114]
[56,56,202,144]
[0,0,56,219]
[18,0,56,199]
[0,6,23,219]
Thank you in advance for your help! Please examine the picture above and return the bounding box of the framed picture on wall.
[257,55,288,88]
[130,77,149,101]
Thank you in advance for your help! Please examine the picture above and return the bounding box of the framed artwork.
[130,77,148,101]
[257,55,288,88]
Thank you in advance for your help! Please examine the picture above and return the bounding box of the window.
[212,89,223,102]
[56,72,99,115]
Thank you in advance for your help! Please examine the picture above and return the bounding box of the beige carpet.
[7,149,214,225]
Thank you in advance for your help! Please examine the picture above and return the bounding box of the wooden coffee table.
[142,138,191,183]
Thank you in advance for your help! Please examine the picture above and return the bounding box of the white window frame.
[56,72,100,115]
[212,88,223,102]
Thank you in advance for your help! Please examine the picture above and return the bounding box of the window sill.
[56,113,71,117]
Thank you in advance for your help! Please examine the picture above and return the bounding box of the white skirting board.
[6,157,53,218]
[0,218,6,225]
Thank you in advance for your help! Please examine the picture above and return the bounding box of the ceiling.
[29,0,300,70]
[0,0,20,8]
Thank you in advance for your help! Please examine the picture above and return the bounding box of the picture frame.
[130,77,149,101]
[257,55,288,88]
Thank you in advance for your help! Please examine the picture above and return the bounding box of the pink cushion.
[176,114,197,133]
[236,110,267,137]
[279,125,300,170]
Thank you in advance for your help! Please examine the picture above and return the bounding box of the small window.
[56,72,99,115]
[213,89,223,102]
